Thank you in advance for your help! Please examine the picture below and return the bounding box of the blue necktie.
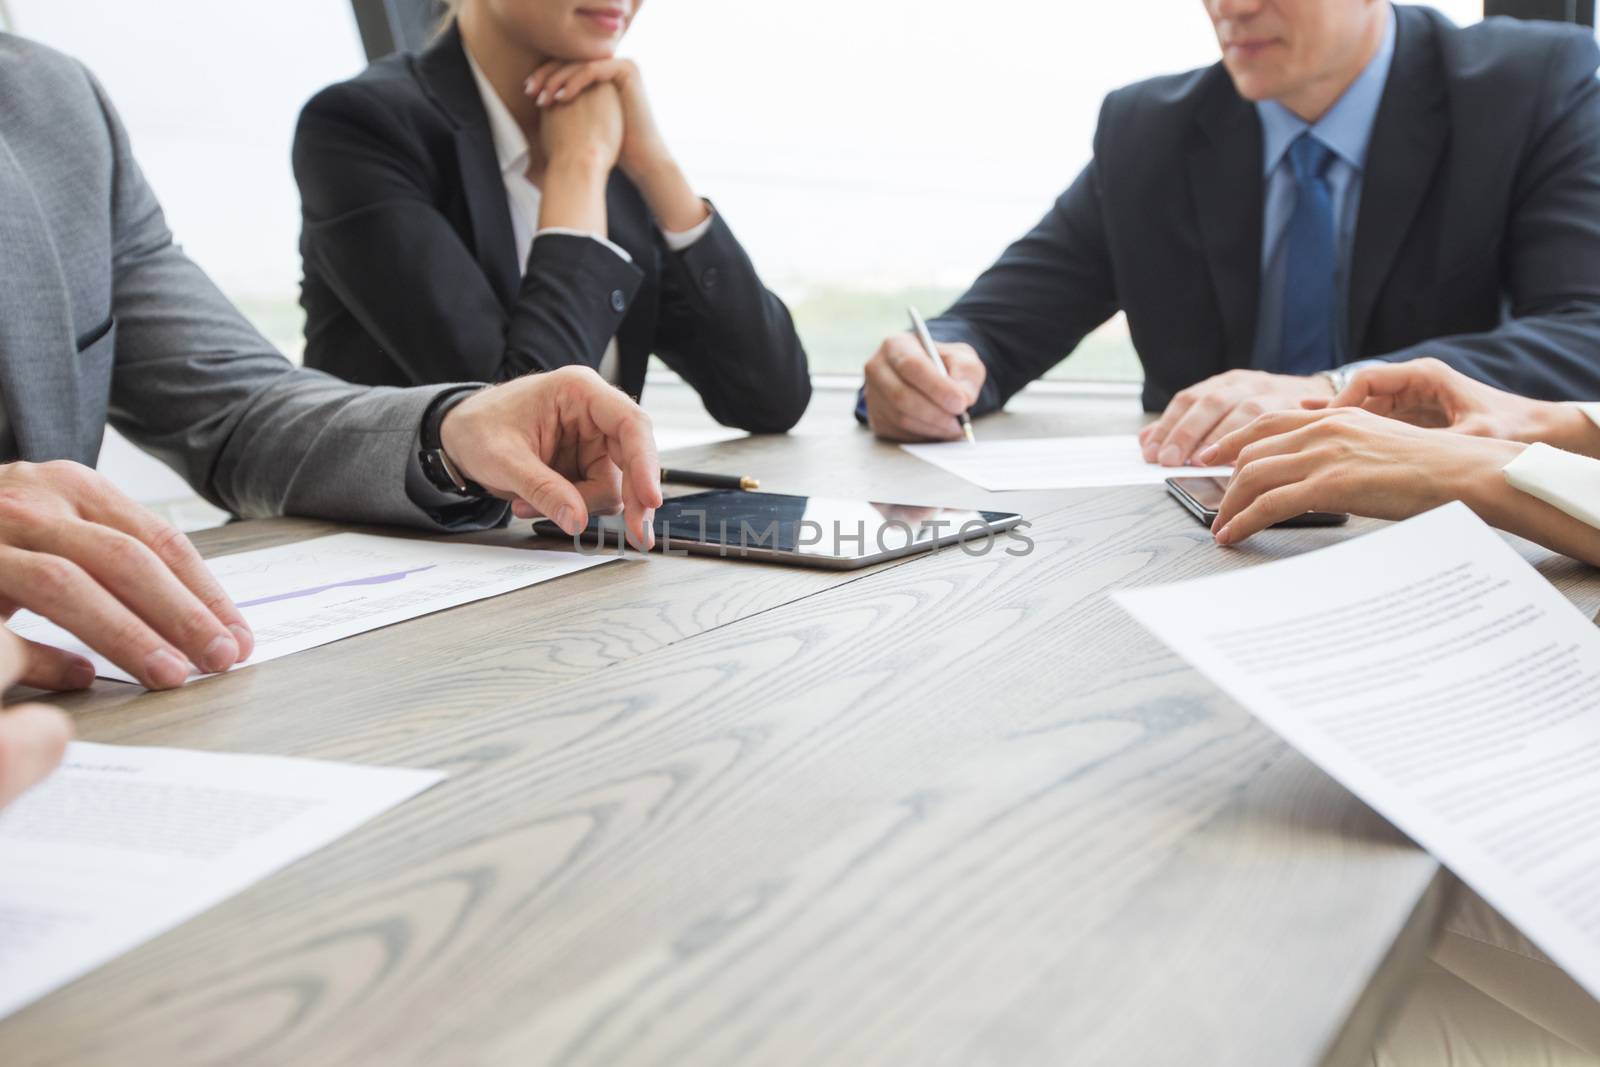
[1278,134,1339,375]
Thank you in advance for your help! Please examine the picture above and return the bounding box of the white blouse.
[1502,403,1600,530]
[464,50,712,385]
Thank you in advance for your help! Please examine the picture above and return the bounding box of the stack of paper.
[0,743,442,1020]
[1118,502,1600,1001]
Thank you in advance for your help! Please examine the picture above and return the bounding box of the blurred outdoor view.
[8,0,1487,385]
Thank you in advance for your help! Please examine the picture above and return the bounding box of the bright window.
[625,0,1486,381]
[5,0,366,360]
[7,0,1488,385]
[3,0,364,516]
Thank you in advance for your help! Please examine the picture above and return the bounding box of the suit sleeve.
[651,206,812,433]
[1378,33,1600,401]
[292,83,642,386]
[923,110,1121,416]
[90,72,506,532]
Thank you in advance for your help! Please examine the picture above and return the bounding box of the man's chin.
[1223,67,1286,104]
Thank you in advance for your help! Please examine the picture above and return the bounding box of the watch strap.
[418,386,489,498]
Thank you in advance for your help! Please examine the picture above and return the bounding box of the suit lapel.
[1347,7,1448,358]
[454,126,520,309]
[1186,70,1264,372]
[607,174,655,397]
[0,128,82,462]
[413,24,520,309]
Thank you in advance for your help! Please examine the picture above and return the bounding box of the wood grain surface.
[3,410,1593,1067]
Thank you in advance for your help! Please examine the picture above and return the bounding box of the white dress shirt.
[465,51,712,385]
[1502,403,1600,531]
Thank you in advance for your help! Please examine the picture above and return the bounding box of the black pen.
[661,468,760,491]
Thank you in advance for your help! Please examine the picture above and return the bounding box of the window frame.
[1484,0,1594,24]
[350,0,441,60]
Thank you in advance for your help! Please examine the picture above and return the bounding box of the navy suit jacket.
[927,6,1600,415]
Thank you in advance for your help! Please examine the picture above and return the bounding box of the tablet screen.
[557,490,1023,566]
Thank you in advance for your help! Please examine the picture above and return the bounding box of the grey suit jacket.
[0,33,505,532]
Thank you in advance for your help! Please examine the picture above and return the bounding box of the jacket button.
[701,267,721,290]
[610,290,627,313]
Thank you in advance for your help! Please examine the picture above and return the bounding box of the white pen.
[907,306,976,444]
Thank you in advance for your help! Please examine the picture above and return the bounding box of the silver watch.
[1318,364,1359,395]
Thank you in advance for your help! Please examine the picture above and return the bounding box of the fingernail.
[556,506,579,534]
[67,658,96,690]
[144,649,190,689]
[229,624,255,661]
[1159,445,1183,467]
[202,634,239,674]
[1215,524,1232,545]
[554,88,567,100]
[1198,445,1218,464]
[524,77,536,93]
[537,91,549,106]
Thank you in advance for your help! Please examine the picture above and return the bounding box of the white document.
[1116,502,1600,1000]
[0,742,442,1021]
[10,533,611,685]
[653,426,747,453]
[902,435,1231,491]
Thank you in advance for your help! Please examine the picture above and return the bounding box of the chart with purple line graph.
[9,533,612,687]
[213,536,581,617]
[233,565,438,610]
[207,534,508,608]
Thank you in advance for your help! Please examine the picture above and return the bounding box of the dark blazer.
[929,6,1600,415]
[292,24,811,433]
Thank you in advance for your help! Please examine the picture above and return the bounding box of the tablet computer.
[531,490,1025,570]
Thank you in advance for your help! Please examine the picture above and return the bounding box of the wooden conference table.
[6,407,1599,1067]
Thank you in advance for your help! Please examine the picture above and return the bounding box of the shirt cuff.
[1572,402,1600,434]
[535,227,633,265]
[660,205,715,252]
[1502,442,1600,531]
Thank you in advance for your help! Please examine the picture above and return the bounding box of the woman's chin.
[542,40,621,62]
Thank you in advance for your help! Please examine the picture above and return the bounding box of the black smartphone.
[1165,476,1349,529]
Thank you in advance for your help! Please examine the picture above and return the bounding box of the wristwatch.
[1318,364,1361,395]
[418,386,490,498]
